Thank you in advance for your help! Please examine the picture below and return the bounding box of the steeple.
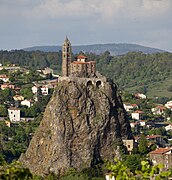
[62,37,72,76]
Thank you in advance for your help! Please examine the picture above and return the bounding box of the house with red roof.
[149,147,172,169]
[134,93,146,99]
[124,103,138,112]
[151,105,166,115]
[1,83,15,90]
[0,74,9,82]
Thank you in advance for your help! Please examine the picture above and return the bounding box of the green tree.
[106,159,172,179]
[138,134,148,155]
[0,161,32,179]
[123,154,141,172]
[0,105,7,117]
[20,87,33,99]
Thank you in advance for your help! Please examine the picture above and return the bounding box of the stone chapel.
[62,37,96,78]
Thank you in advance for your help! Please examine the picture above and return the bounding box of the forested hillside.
[0,50,172,98]
[0,50,62,73]
[23,43,165,55]
[92,51,172,98]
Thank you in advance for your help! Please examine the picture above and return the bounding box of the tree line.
[0,50,172,93]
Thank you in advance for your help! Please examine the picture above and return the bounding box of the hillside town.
[0,41,171,176]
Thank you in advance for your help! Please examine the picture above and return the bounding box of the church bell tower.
[62,37,72,76]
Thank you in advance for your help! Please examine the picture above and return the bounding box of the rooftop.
[149,147,172,154]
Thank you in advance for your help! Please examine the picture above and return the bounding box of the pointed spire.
[63,36,71,45]
[64,36,70,43]
[65,35,69,42]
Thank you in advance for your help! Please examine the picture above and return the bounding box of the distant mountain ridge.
[23,43,166,56]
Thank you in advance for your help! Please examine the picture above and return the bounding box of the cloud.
[22,0,172,22]
[0,0,172,51]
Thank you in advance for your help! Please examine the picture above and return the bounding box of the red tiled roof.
[77,55,87,59]
[8,107,20,110]
[130,122,139,125]
[146,135,161,139]
[156,106,166,110]
[71,61,96,65]
[149,147,172,154]
[0,74,8,78]
[134,110,144,114]
[131,104,138,107]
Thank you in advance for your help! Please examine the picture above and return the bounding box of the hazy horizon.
[0,0,172,52]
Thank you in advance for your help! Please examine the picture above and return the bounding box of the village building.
[123,103,133,111]
[165,101,172,110]
[123,139,135,154]
[124,103,139,112]
[42,67,53,75]
[165,124,172,131]
[8,107,20,122]
[21,99,34,108]
[1,83,15,90]
[149,147,172,169]
[41,86,49,95]
[13,95,24,101]
[131,110,144,120]
[151,105,166,115]
[130,122,139,128]
[0,74,9,82]
[146,135,166,147]
[5,120,11,127]
[134,93,146,99]
[32,85,49,95]
[32,86,38,94]
[139,120,146,126]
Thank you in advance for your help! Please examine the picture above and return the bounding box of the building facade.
[8,107,20,122]
[150,148,172,169]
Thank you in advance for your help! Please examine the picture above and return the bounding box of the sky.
[0,0,172,52]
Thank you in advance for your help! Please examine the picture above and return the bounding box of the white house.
[0,74,9,82]
[105,174,115,180]
[135,93,146,99]
[131,110,144,120]
[124,103,138,112]
[8,107,20,122]
[165,101,172,110]
[41,86,49,95]
[32,85,49,95]
[1,84,15,90]
[32,86,38,94]
[13,95,24,101]
[42,67,53,75]
[130,122,139,128]
[140,120,146,126]
[151,105,166,115]
[21,99,34,108]
[165,124,172,131]
[123,139,135,153]
[124,103,133,111]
